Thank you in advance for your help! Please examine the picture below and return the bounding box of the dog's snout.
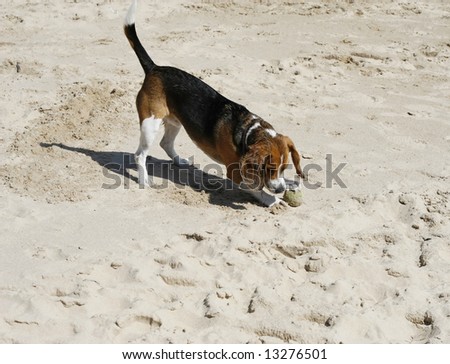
[267,178,286,194]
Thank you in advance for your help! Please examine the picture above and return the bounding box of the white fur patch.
[135,116,162,187]
[142,116,162,134]
[124,0,137,26]
[266,129,277,137]
[245,122,261,145]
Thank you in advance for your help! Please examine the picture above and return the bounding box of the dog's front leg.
[226,164,286,207]
[239,184,287,207]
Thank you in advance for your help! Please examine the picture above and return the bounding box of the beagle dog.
[124,0,305,207]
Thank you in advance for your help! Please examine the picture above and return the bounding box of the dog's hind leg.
[135,116,162,187]
[160,117,190,167]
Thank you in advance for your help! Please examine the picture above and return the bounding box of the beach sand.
[0,0,449,343]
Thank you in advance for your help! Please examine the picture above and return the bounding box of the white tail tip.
[124,0,137,26]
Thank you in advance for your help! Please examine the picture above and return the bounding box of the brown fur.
[136,75,169,122]
[239,132,305,189]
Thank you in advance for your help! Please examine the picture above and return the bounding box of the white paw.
[266,195,288,208]
[139,183,148,189]
[173,156,190,167]
[137,172,152,189]
[137,170,148,188]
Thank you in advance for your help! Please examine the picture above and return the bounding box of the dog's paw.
[173,156,190,168]
[139,181,152,189]
[137,175,149,189]
[138,181,148,189]
[240,185,289,208]
[138,175,153,189]
[268,197,289,214]
[260,193,287,208]
[268,196,288,208]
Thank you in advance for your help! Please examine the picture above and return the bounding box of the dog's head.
[240,134,305,193]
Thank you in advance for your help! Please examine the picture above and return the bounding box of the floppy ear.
[239,147,267,190]
[284,136,305,180]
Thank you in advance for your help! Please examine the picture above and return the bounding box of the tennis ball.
[283,188,303,207]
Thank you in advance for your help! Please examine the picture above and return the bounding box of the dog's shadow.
[40,142,252,210]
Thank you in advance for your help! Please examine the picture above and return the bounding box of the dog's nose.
[274,185,285,194]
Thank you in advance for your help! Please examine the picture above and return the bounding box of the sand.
[0,0,449,343]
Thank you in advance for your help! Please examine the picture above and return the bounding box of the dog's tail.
[124,0,155,74]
